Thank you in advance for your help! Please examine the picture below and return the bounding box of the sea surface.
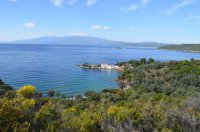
[1,44,200,95]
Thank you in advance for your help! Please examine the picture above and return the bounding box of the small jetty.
[78,63,121,70]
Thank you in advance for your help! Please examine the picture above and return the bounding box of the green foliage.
[55,91,61,98]
[148,58,155,64]
[140,58,147,64]
[61,94,67,99]
[85,90,100,101]
[17,85,36,98]
[0,79,13,96]
[0,96,36,131]
[159,44,200,52]
[46,90,55,97]
[118,59,200,97]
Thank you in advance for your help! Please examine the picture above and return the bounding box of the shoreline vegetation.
[159,44,200,52]
[1,58,200,131]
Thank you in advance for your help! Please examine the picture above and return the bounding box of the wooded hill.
[159,44,200,52]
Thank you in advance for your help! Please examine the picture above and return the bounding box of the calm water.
[1,44,200,95]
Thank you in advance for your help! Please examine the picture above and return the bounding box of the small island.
[159,44,200,52]
[78,63,121,70]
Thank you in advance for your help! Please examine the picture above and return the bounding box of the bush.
[46,90,55,98]
[17,85,35,98]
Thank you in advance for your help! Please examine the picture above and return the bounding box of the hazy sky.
[0,0,200,43]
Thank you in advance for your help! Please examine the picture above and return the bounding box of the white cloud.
[120,4,139,13]
[103,26,110,30]
[166,0,193,15]
[24,22,35,28]
[86,0,97,6]
[69,0,78,5]
[120,0,150,13]
[91,25,110,30]
[131,27,136,30]
[51,0,97,7]
[141,0,150,7]
[68,32,87,36]
[186,14,200,20]
[9,0,17,2]
[52,0,64,7]
[91,25,102,29]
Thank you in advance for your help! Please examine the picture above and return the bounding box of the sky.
[0,0,200,43]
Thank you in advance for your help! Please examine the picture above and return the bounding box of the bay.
[0,44,200,95]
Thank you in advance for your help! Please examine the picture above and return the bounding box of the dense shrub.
[118,59,200,97]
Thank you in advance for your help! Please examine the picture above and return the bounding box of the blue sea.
[1,44,200,95]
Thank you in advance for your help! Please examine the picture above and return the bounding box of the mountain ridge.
[1,36,166,47]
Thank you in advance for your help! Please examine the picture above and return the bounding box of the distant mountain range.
[2,36,166,47]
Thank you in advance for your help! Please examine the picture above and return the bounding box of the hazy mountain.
[3,36,166,47]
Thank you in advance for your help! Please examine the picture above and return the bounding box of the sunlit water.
[1,44,200,95]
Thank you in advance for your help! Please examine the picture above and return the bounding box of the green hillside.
[159,44,200,52]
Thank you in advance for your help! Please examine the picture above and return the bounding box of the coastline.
[78,63,123,71]
[158,48,200,53]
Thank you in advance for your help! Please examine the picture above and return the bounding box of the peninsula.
[78,63,121,70]
[159,44,200,52]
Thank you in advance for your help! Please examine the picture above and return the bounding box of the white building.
[113,65,120,69]
[101,64,119,70]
